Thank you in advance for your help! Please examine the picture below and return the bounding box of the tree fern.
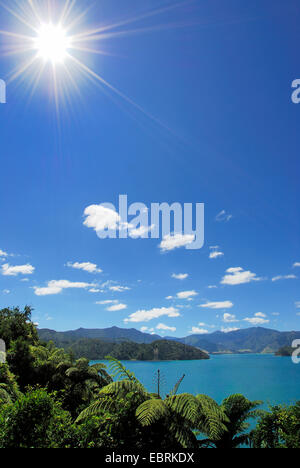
[0,385,11,404]
[169,374,185,397]
[136,398,169,426]
[76,394,117,422]
[105,356,139,383]
[99,379,148,399]
[167,393,200,424]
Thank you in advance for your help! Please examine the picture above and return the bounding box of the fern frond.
[170,422,196,448]
[99,379,147,398]
[169,374,185,397]
[105,356,139,383]
[76,395,115,423]
[90,363,108,372]
[65,367,80,379]
[196,394,228,439]
[166,393,200,425]
[0,388,11,404]
[136,399,169,426]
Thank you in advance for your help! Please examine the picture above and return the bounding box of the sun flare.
[34,24,70,64]
[0,0,183,130]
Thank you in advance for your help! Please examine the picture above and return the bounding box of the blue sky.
[0,0,299,335]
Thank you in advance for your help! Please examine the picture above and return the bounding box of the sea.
[91,354,300,408]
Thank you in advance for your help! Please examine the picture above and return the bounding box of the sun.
[34,24,70,64]
[0,0,181,130]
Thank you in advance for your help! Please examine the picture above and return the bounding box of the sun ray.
[67,53,174,136]
[0,0,192,143]
[27,61,46,101]
[7,54,38,84]
[0,29,34,40]
[64,3,94,33]
[0,0,39,32]
[71,1,190,41]
[27,0,43,25]
[59,0,76,25]
[71,20,204,44]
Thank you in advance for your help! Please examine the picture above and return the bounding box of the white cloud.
[223,313,238,323]
[221,267,262,286]
[221,327,240,333]
[272,312,280,316]
[0,249,8,257]
[89,288,102,293]
[209,251,224,259]
[293,262,300,268]
[140,327,154,335]
[2,289,10,294]
[159,233,195,252]
[207,285,217,289]
[107,303,127,312]
[83,204,121,233]
[255,312,267,318]
[272,274,297,282]
[244,314,270,325]
[295,302,300,309]
[156,323,176,333]
[140,326,155,333]
[199,301,234,310]
[83,203,155,239]
[67,262,102,274]
[124,307,180,323]
[2,263,35,276]
[171,273,188,280]
[215,210,232,222]
[129,225,154,239]
[34,280,92,296]
[109,285,131,292]
[177,290,198,300]
[166,296,173,300]
[189,327,209,335]
[96,300,118,305]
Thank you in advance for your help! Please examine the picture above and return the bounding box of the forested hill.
[39,326,300,354]
[38,333,209,361]
[39,326,161,344]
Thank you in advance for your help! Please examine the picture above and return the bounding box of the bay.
[91,354,300,408]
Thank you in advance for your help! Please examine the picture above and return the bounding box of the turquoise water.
[92,354,300,408]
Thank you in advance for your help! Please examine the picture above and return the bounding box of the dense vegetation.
[0,307,299,449]
[275,346,294,357]
[37,335,209,361]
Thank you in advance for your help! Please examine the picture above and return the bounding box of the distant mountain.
[169,327,300,354]
[38,326,300,355]
[39,326,161,345]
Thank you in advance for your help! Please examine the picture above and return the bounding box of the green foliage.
[0,306,38,349]
[0,388,73,448]
[275,346,293,357]
[0,307,112,418]
[1,307,300,449]
[0,363,20,402]
[106,355,141,382]
[251,402,300,448]
[199,394,262,448]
